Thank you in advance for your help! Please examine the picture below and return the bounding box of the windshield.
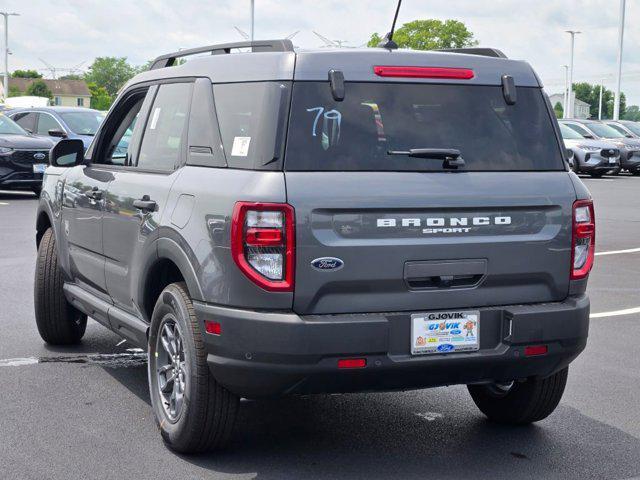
[560,123,583,140]
[588,123,625,139]
[60,111,103,135]
[623,122,640,136]
[0,114,27,135]
[285,83,564,172]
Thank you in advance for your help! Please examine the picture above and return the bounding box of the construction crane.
[313,31,349,48]
[38,59,86,79]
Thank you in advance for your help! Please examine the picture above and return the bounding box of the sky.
[4,0,640,104]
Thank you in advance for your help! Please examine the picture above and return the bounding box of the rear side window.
[213,82,290,169]
[12,112,37,133]
[138,82,192,171]
[285,83,564,172]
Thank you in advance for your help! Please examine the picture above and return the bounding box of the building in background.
[548,92,591,119]
[2,78,91,107]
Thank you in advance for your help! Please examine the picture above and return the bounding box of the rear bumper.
[195,295,590,398]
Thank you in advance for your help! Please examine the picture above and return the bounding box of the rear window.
[285,82,564,172]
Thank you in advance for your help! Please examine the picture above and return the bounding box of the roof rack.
[437,48,507,59]
[149,39,294,70]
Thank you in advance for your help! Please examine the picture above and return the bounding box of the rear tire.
[468,367,568,425]
[34,228,87,344]
[148,282,239,454]
[589,172,603,178]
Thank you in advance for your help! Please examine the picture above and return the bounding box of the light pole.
[0,12,19,100]
[250,0,255,42]
[566,30,581,119]
[613,0,626,120]
[598,80,605,120]
[562,65,569,119]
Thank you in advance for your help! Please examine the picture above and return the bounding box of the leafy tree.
[554,102,564,119]
[84,57,137,98]
[25,79,52,100]
[572,82,626,119]
[11,69,42,78]
[7,85,22,97]
[87,81,112,110]
[59,73,82,80]
[622,105,640,121]
[368,19,478,50]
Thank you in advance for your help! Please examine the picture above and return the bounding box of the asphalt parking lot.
[1,175,639,480]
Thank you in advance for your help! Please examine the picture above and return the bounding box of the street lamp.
[250,0,255,42]
[613,0,626,120]
[562,65,569,119]
[0,12,19,101]
[566,30,581,119]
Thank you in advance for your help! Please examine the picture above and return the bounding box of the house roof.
[9,78,91,97]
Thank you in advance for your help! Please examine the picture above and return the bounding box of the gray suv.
[34,40,593,454]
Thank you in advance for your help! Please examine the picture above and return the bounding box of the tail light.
[571,199,595,280]
[373,66,475,80]
[231,202,294,292]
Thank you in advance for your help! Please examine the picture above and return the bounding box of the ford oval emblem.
[311,257,344,271]
[437,344,455,353]
[33,152,46,160]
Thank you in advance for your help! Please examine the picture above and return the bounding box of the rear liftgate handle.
[404,259,487,290]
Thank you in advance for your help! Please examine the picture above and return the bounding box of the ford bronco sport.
[34,40,592,453]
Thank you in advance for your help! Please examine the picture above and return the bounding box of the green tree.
[25,79,52,100]
[554,101,564,119]
[623,105,640,121]
[59,73,82,80]
[573,82,626,119]
[7,85,22,97]
[11,69,42,78]
[84,57,137,98]
[368,19,478,50]
[87,81,112,110]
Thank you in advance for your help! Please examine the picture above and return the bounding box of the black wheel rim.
[155,316,187,422]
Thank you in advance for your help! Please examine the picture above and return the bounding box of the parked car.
[0,113,54,195]
[35,40,592,453]
[560,119,640,175]
[603,120,640,139]
[559,123,620,177]
[7,107,104,149]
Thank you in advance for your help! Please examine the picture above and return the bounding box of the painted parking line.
[0,202,9,206]
[590,307,640,319]
[0,352,147,368]
[596,247,640,256]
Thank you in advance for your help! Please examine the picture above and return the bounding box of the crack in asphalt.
[0,352,147,369]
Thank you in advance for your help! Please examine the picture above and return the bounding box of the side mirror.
[48,128,67,138]
[626,134,634,138]
[50,138,85,167]
[583,134,595,139]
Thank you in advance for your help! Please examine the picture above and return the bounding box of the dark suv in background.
[0,113,53,195]
[34,40,593,453]
[8,107,103,149]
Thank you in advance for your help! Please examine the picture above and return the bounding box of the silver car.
[559,123,620,177]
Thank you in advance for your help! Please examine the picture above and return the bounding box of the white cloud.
[4,0,640,104]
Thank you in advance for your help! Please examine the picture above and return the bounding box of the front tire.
[148,282,239,454]
[468,367,568,425]
[34,228,87,344]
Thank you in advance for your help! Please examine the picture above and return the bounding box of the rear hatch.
[284,79,575,315]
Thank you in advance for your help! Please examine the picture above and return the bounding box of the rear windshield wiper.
[387,148,465,169]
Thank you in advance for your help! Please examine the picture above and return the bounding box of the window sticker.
[149,107,161,130]
[361,102,387,142]
[231,136,251,157]
[306,107,341,150]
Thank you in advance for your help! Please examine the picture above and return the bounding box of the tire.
[34,228,87,344]
[590,172,603,178]
[148,282,239,454]
[608,168,621,176]
[571,158,580,174]
[632,171,640,176]
[467,367,568,425]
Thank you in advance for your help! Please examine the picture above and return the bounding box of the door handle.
[133,195,157,212]
[85,187,103,200]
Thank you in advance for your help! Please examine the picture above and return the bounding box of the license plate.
[609,158,617,164]
[411,310,480,355]
[33,163,47,174]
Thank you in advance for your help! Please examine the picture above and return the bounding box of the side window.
[137,82,192,171]
[565,123,591,138]
[609,124,627,136]
[37,114,62,135]
[94,89,152,166]
[13,112,37,133]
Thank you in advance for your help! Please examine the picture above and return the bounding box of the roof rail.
[149,39,294,70]
[437,48,508,59]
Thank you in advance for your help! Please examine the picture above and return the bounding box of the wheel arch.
[35,209,53,248]
[139,237,204,322]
